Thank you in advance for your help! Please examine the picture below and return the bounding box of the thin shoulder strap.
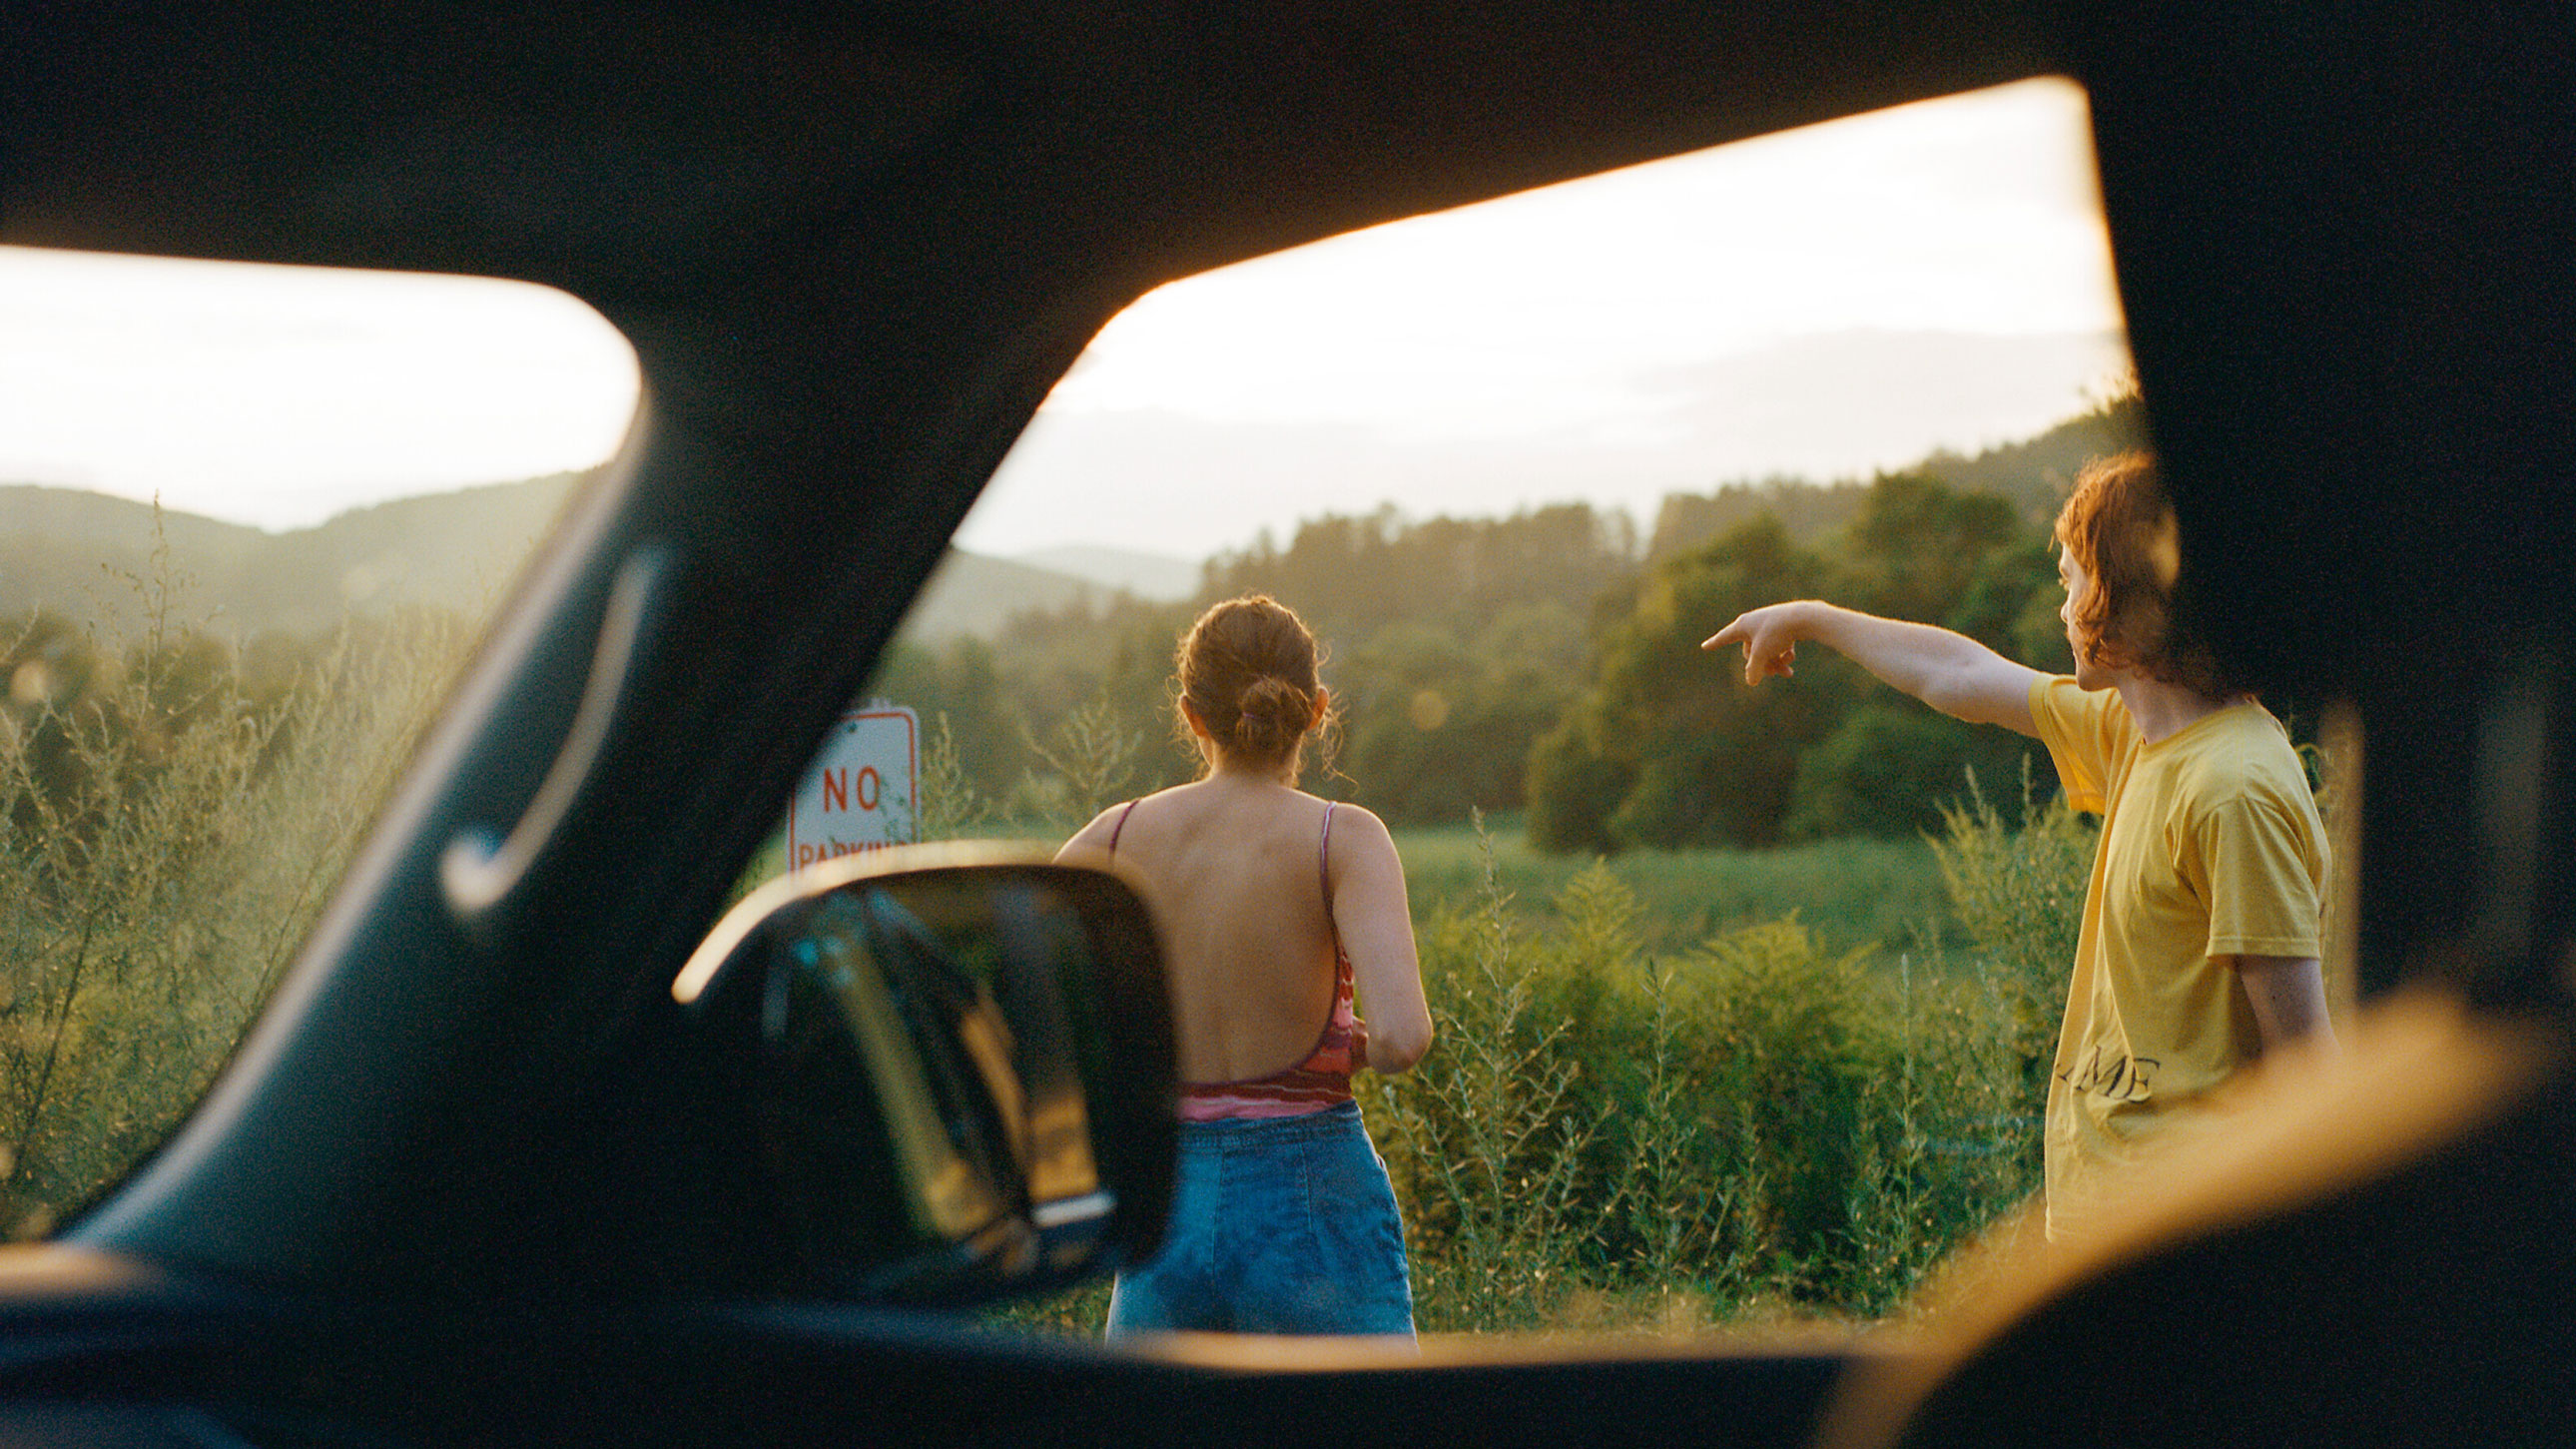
[1106,799,1140,855]
[1318,800,1337,907]
[1318,802,1353,990]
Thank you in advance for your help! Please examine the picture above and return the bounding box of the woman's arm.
[1326,805,1434,1074]
[1052,802,1128,865]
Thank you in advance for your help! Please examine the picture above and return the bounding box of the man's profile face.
[2060,546,2114,690]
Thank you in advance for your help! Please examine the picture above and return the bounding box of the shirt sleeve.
[2028,675,2120,814]
[2191,791,2325,960]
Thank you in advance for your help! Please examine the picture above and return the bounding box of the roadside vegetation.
[0,513,479,1233]
[994,783,2092,1337]
[8,389,2282,1336]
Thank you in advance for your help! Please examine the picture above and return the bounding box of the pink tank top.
[1107,798,1362,1121]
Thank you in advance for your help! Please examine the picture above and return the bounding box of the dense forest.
[877,389,2148,849]
[2,389,2146,868]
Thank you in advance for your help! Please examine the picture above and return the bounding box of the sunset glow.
[1,78,2121,558]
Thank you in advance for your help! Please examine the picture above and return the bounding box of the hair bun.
[1234,676,1311,756]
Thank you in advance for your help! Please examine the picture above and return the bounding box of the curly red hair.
[2055,450,2232,697]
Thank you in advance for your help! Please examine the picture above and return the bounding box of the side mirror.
[673,845,1175,1305]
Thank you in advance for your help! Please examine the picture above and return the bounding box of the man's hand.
[1703,602,1815,686]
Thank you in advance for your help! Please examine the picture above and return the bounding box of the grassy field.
[0,536,2137,1339]
[743,812,1957,964]
[1393,814,1957,961]
[764,801,2064,1343]
[987,802,2088,1340]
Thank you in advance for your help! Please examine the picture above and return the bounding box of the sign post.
[785,705,919,870]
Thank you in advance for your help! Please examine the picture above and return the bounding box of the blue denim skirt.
[1105,1100,1415,1338]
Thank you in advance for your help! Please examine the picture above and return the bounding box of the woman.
[1059,594,1434,1338]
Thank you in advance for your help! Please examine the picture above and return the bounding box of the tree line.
[877,392,2146,849]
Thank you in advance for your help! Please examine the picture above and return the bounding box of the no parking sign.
[785,705,918,869]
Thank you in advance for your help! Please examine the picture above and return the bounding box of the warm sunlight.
[966,78,2123,557]
[0,249,639,531]
[1044,79,2116,430]
[0,79,2115,560]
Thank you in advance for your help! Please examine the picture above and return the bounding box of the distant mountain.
[1910,387,2148,518]
[1010,545,1200,601]
[899,550,1117,638]
[1642,385,2149,560]
[4,339,2140,646]
[1638,330,2134,479]
[0,477,1119,646]
[1,475,581,639]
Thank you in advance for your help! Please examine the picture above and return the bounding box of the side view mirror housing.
[673,845,1176,1306]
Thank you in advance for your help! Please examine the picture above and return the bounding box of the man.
[1704,450,2334,1239]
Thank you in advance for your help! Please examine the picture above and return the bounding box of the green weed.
[916,711,993,843]
[1015,690,1145,830]
[0,516,475,1233]
[1928,762,2092,1094]
[1372,814,1601,1331]
[997,785,2087,1337]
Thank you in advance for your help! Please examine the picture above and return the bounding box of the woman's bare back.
[1076,776,1345,1083]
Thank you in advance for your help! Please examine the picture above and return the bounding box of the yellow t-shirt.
[2028,676,2328,1239]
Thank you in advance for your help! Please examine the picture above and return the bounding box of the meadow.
[1392,816,1958,960]
[998,783,2095,1339]
[0,573,476,1236]
[2,536,2099,1341]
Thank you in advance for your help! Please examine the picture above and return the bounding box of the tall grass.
[1366,824,1602,1329]
[0,527,474,1234]
[914,711,993,844]
[1394,819,1954,959]
[1370,810,2061,1333]
[1015,690,1144,828]
[0,543,2103,1315]
[991,797,2080,1339]
[975,705,2088,1337]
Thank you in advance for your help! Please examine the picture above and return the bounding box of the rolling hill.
[0,476,1132,644]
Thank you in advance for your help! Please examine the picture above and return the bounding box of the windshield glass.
[827,76,2191,1337]
[0,250,638,1235]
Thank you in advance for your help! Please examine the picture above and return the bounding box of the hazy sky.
[0,77,2123,558]
[0,249,640,530]
[1034,78,2115,431]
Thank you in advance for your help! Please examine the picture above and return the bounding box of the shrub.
[0,537,473,1234]
[996,792,2097,1337]
[1376,809,2070,1330]
[1781,707,2039,842]
[1524,718,1630,855]
[1928,763,2092,1089]
[1369,820,1601,1331]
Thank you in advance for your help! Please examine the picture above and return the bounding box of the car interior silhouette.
[4,2,2572,1444]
